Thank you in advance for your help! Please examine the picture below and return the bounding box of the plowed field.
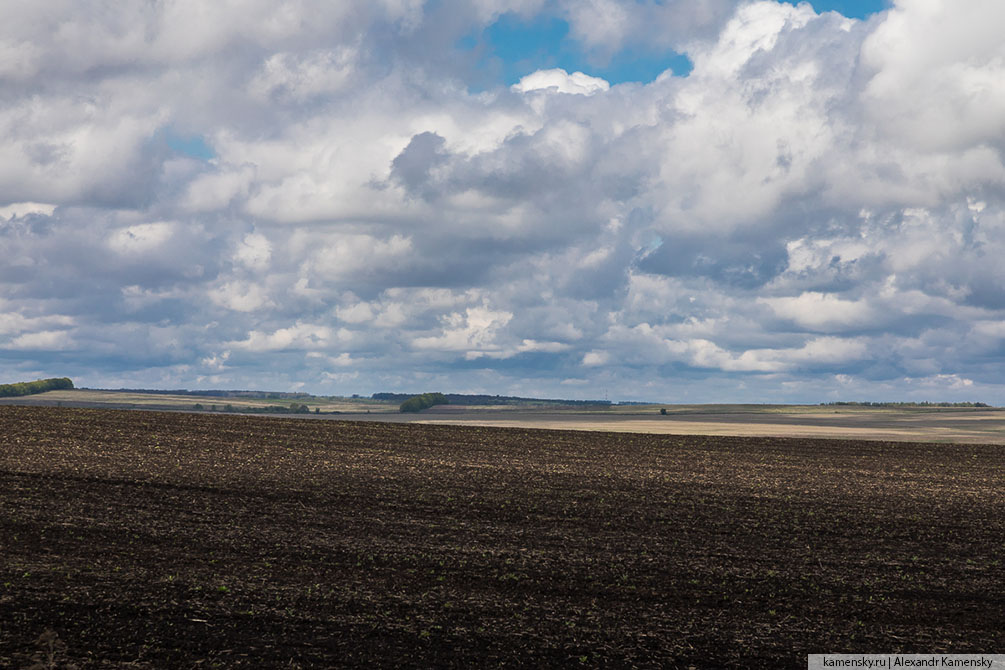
[2,406,1002,668]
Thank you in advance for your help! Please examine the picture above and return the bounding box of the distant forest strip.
[375,392,612,407]
[92,388,318,399]
[0,377,74,398]
[822,401,991,408]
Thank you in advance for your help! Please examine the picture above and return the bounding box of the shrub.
[399,392,448,413]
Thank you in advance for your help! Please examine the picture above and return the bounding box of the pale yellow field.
[414,407,1005,444]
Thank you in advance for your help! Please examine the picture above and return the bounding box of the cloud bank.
[3,0,1005,403]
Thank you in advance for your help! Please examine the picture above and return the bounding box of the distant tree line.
[822,401,991,408]
[249,403,313,414]
[376,392,611,407]
[112,388,315,399]
[193,402,314,414]
[399,393,448,413]
[0,377,74,398]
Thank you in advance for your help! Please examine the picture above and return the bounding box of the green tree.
[399,392,448,413]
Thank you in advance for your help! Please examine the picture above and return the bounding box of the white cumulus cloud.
[512,69,610,95]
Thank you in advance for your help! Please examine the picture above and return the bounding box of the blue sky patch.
[799,0,890,19]
[163,128,215,160]
[476,12,691,86]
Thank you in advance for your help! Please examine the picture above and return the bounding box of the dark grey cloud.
[391,132,450,199]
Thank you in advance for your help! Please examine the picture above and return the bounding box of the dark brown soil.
[1,406,1002,668]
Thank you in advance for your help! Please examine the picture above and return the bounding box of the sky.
[3,0,1005,404]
